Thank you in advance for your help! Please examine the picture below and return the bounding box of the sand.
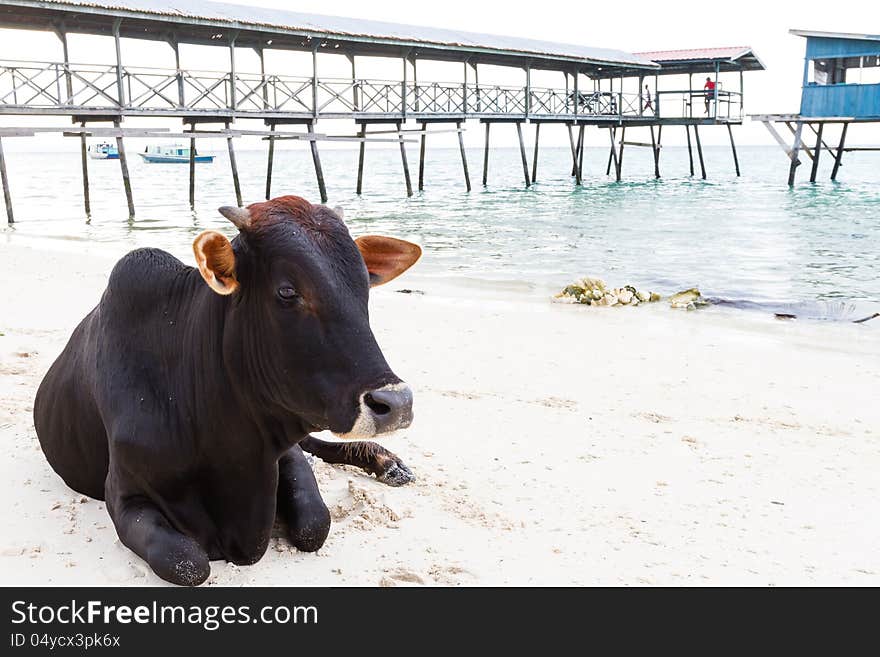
[1,240,878,586]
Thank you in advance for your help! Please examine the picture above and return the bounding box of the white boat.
[139,144,215,164]
[88,142,119,160]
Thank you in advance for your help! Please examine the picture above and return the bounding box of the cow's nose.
[362,384,413,434]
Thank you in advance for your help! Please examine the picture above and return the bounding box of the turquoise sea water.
[2,144,878,317]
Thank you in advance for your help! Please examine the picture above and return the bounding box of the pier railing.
[0,59,731,122]
[655,89,743,121]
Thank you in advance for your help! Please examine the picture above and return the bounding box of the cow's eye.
[277,286,299,300]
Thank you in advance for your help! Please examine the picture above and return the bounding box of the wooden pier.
[0,0,765,222]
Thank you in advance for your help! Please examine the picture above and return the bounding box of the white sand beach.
[1,240,878,586]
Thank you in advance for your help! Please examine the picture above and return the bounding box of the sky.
[1,0,877,151]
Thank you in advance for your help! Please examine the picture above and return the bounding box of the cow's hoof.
[376,460,415,487]
[149,539,210,587]
[289,505,331,553]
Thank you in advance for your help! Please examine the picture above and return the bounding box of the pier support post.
[693,124,706,180]
[574,125,583,185]
[225,122,243,207]
[787,122,803,186]
[607,127,618,180]
[308,120,328,203]
[396,121,413,197]
[650,126,660,179]
[685,125,694,176]
[114,120,134,218]
[482,122,490,186]
[356,124,366,195]
[831,122,848,181]
[79,124,90,216]
[531,123,540,183]
[265,123,275,199]
[567,124,578,178]
[616,127,626,181]
[418,120,426,192]
[577,125,585,182]
[656,126,663,177]
[0,136,12,223]
[809,122,823,183]
[727,124,740,177]
[188,126,196,208]
[516,122,531,187]
[606,127,614,176]
[457,121,471,192]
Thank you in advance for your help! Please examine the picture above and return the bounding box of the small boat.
[139,144,215,164]
[88,142,119,160]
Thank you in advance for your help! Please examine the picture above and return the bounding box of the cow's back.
[34,247,192,500]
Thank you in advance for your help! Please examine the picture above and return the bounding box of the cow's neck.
[183,273,306,456]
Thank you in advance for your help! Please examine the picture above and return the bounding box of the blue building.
[755,29,879,185]
[794,30,880,118]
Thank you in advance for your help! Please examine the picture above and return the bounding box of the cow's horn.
[218,206,251,230]
[333,206,345,220]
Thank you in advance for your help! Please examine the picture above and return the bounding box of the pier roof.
[0,0,658,73]
[789,29,880,42]
[633,46,766,74]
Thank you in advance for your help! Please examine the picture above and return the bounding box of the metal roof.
[0,0,658,72]
[790,29,880,42]
[633,46,766,74]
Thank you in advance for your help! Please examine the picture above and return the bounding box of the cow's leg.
[277,445,331,552]
[108,496,210,587]
[299,436,415,487]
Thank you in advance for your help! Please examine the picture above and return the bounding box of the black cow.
[33,196,421,586]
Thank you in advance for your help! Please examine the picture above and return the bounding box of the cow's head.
[191,196,421,440]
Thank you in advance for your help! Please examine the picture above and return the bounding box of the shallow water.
[1,143,878,317]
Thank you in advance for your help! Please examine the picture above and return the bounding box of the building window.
[809,55,880,85]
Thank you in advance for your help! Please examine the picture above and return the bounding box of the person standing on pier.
[643,85,654,113]
[703,76,716,115]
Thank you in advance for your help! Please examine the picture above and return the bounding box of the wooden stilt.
[265,123,275,200]
[114,120,134,218]
[516,122,531,187]
[356,124,366,195]
[577,125,585,181]
[650,125,660,179]
[418,120,426,192]
[787,122,803,186]
[809,122,823,183]
[616,127,626,181]
[567,124,578,178]
[308,120,328,203]
[482,122,490,186]
[685,125,694,176]
[397,121,412,197]
[79,125,90,216]
[225,122,242,207]
[188,127,196,208]
[0,136,12,223]
[608,127,618,180]
[457,120,471,192]
[727,124,740,177]
[531,123,540,183]
[657,126,663,178]
[694,124,706,180]
[606,126,615,176]
[831,122,848,181]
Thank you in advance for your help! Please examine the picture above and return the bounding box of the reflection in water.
[2,145,879,317]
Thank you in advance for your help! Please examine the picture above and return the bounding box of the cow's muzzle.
[334,382,413,439]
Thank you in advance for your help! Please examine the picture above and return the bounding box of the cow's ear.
[355,235,422,287]
[192,230,239,295]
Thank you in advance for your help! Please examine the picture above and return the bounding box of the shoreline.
[1,241,879,586]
